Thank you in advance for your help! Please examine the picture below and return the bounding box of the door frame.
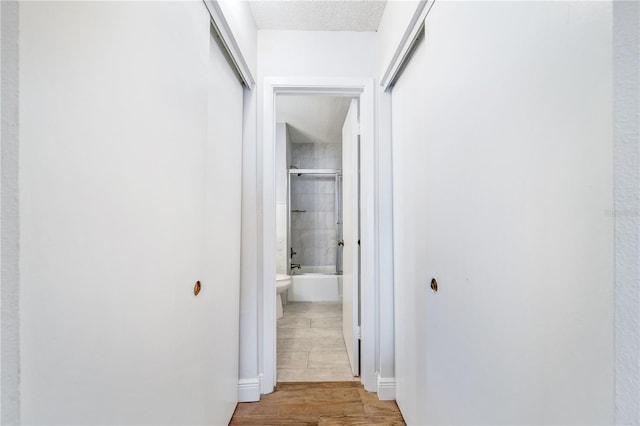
[261,77,376,393]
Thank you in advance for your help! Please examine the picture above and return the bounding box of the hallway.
[1,1,637,425]
[230,382,405,425]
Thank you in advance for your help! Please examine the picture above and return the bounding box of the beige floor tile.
[277,317,311,329]
[285,301,340,310]
[307,351,351,369]
[310,317,342,328]
[277,352,309,369]
[277,327,342,339]
[277,338,346,353]
[281,302,313,312]
[275,301,355,384]
[283,302,342,317]
[284,310,343,319]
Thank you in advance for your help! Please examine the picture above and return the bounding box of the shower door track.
[288,169,341,175]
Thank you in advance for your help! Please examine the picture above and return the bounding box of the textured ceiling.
[276,95,353,144]
[248,1,387,32]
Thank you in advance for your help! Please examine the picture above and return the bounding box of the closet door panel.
[391,34,430,426]
[201,27,245,424]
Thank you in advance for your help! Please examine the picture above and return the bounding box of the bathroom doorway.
[261,78,376,394]
[274,95,360,382]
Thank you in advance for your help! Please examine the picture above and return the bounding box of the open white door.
[342,99,360,376]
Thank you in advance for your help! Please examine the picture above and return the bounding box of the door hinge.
[356,326,361,340]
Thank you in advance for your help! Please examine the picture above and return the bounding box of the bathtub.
[288,266,342,302]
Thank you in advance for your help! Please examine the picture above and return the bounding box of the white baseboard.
[377,375,396,401]
[238,377,261,402]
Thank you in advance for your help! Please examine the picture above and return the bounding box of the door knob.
[338,240,344,246]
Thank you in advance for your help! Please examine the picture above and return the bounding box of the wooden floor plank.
[229,382,406,426]
[318,415,407,426]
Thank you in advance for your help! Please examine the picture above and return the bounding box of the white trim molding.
[262,77,377,394]
[376,375,396,401]
[238,377,261,403]
[380,0,435,91]
[202,0,255,89]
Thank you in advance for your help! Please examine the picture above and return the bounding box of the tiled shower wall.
[290,142,341,268]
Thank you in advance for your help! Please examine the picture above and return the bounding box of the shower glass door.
[288,169,342,276]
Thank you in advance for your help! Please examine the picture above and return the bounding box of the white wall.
[0,0,2,413]
[238,86,261,401]
[374,84,396,399]
[19,2,243,423]
[258,31,376,80]
[0,1,20,423]
[225,0,261,403]
[613,1,640,424]
[391,2,614,424]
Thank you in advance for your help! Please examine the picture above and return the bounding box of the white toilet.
[276,274,292,319]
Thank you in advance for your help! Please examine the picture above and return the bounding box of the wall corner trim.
[380,0,435,91]
[376,375,396,401]
[203,0,255,89]
[238,377,261,403]
[258,373,266,395]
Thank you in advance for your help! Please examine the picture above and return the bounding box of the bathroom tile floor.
[277,301,357,382]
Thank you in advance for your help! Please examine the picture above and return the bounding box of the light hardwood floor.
[229,382,406,425]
